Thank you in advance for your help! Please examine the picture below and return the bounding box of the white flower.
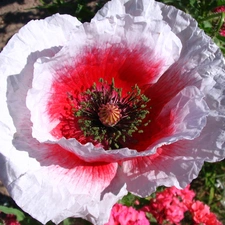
[0,0,225,224]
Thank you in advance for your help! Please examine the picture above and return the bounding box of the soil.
[0,0,48,51]
[0,181,8,195]
[0,0,101,51]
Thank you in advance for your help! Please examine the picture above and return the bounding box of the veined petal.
[0,14,81,144]
[0,13,81,179]
[0,14,80,75]
[128,85,209,151]
[121,134,225,197]
[118,1,225,197]
[0,13,126,225]
[69,9,182,72]
[27,12,182,144]
[26,44,165,143]
[158,2,225,160]
[53,85,209,163]
[1,127,123,224]
[93,0,163,21]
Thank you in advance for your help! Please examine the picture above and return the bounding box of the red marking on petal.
[47,45,195,152]
[47,44,163,145]
[128,108,176,151]
[125,147,164,174]
[128,67,197,151]
[41,143,118,192]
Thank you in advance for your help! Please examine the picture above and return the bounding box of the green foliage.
[0,206,25,222]
[191,160,225,223]
[119,186,166,210]
[37,0,108,22]
[59,218,92,225]
[119,192,139,207]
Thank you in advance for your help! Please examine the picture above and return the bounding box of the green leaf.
[119,192,137,206]
[218,0,225,6]
[209,187,215,205]
[62,218,71,225]
[0,206,25,222]
[189,0,196,7]
[20,217,43,225]
[202,21,213,28]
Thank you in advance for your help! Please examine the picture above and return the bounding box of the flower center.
[73,78,151,149]
[98,103,122,127]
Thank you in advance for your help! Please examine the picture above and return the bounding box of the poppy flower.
[0,0,225,224]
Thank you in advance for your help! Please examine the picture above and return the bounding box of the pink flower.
[0,213,21,225]
[142,186,222,225]
[0,0,225,224]
[105,204,149,225]
[142,185,195,224]
[189,200,222,225]
[190,200,210,223]
[219,27,225,37]
[213,6,225,13]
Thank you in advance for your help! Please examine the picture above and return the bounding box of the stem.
[199,12,224,22]
[216,12,225,34]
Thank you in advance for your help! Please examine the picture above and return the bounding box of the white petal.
[93,0,163,21]
[2,126,125,224]
[120,146,200,197]
[119,3,225,197]
[1,14,80,75]
[158,2,225,160]
[0,14,81,143]
[0,14,128,225]
[159,2,224,91]
[121,131,225,197]
[71,6,182,71]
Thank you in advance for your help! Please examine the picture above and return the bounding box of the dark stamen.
[74,78,151,149]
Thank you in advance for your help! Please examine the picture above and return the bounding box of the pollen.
[73,78,151,149]
[98,103,122,127]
